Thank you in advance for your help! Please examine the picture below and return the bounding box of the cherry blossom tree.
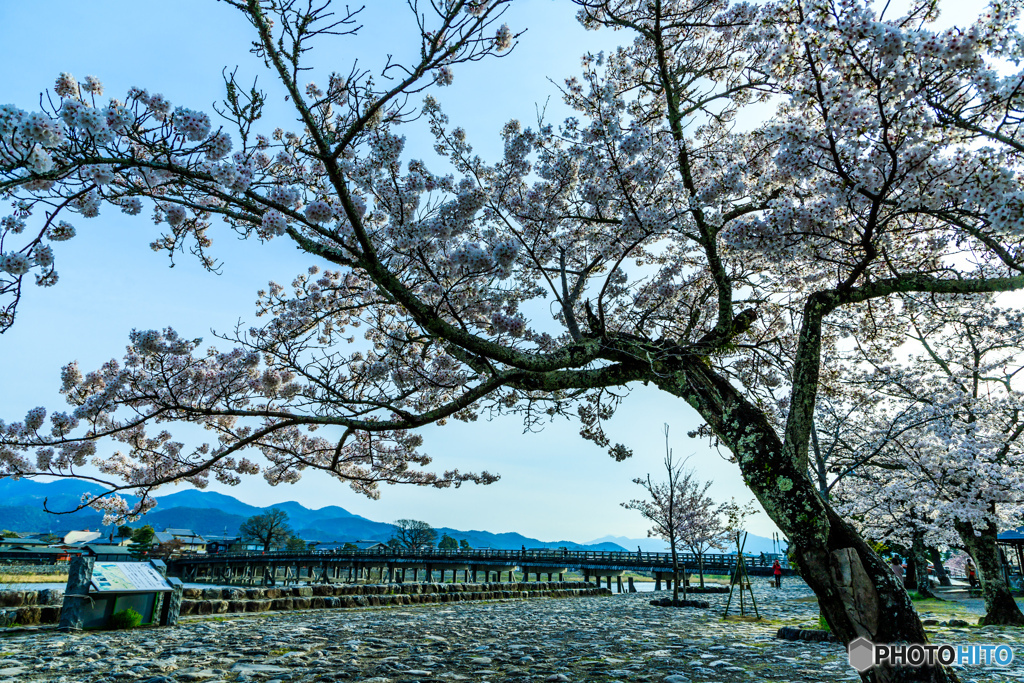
[622,424,693,602]
[2,1,1024,678]
[824,295,1024,624]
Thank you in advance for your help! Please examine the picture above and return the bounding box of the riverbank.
[2,578,1021,682]
[0,573,69,586]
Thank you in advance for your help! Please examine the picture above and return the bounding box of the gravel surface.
[1,578,1021,683]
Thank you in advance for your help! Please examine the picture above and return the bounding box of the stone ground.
[1,578,1022,683]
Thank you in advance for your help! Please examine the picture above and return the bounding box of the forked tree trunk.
[928,548,951,587]
[698,554,706,588]
[956,519,1024,626]
[657,364,958,683]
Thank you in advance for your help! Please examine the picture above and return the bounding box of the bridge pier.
[528,566,567,583]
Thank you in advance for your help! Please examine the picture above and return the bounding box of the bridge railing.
[176,547,788,569]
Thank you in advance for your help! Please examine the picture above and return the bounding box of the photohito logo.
[848,638,1014,671]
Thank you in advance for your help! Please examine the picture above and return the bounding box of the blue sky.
[0,1,983,544]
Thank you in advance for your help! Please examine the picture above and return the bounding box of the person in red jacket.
[772,559,782,588]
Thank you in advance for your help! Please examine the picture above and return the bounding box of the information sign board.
[90,562,172,593]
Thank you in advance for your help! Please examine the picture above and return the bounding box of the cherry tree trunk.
[928,549,951,587]
[956,520,1024,626]
[658,366,958,683]
[905,550,919,591]
[910,532,935,599]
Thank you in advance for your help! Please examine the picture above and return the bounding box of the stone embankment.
[0,589,63,626]
[180,581,608,617]
[0,581,608,625]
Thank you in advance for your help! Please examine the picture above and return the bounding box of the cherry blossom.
[1,1,1024,674]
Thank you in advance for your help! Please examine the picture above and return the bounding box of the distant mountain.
[588,535,670,553]
[293,514,396,543]
[0,478,628,551]
[0,477,137,512]
[434,528,626,552]
[154,490,263,519]
[0,505,104,533]
[263,500,358,530]
[143,507,249,537]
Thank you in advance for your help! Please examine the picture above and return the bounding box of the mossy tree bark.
[956,519,1024,626]
[645,344,957,683]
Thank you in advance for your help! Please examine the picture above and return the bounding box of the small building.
[0,537,50,547]
[82,544,135,561]
[154,529,207,554]
[0,546,74,564]
[203,535,261,554]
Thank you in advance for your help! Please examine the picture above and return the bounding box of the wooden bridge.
[168,547,792,591]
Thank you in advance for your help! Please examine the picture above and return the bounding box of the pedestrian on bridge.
[772,559,782,588]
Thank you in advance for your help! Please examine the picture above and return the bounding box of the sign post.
[59,558,177,629]
[58,555,95,632]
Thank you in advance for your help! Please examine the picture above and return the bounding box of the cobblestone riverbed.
[1,579,1021,683]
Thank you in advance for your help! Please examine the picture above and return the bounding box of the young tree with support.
[724,531,760,619]
[3,1,1024,679]
[676,487,755,589]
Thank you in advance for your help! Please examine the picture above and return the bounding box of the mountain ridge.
[0,478,629,551]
